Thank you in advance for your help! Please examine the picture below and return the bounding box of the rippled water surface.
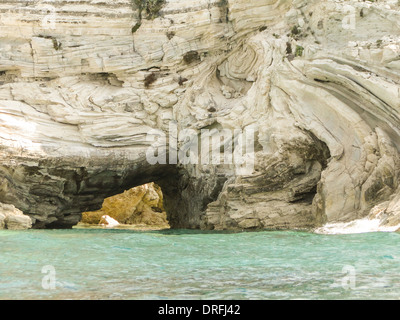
[0,229,399,299]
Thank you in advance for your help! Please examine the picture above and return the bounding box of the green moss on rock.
[295,45,304,57]
[133,0,166,20]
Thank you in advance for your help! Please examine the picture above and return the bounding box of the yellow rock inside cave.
[80,182,169,229]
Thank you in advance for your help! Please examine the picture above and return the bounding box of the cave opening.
[35,162,227,230]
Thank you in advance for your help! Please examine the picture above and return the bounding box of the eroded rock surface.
[0,0,399,230]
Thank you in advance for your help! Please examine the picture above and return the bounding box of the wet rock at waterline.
[99,215,120,228]
[0,0,400,231]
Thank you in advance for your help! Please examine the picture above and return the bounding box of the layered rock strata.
[0,0,399,230]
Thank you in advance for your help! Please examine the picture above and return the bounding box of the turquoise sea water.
[0,228,399,300]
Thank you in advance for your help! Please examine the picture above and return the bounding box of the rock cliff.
[0,0,399,230]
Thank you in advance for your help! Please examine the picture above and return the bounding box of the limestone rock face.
[0,0,399,230]
[0,203,32,230]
